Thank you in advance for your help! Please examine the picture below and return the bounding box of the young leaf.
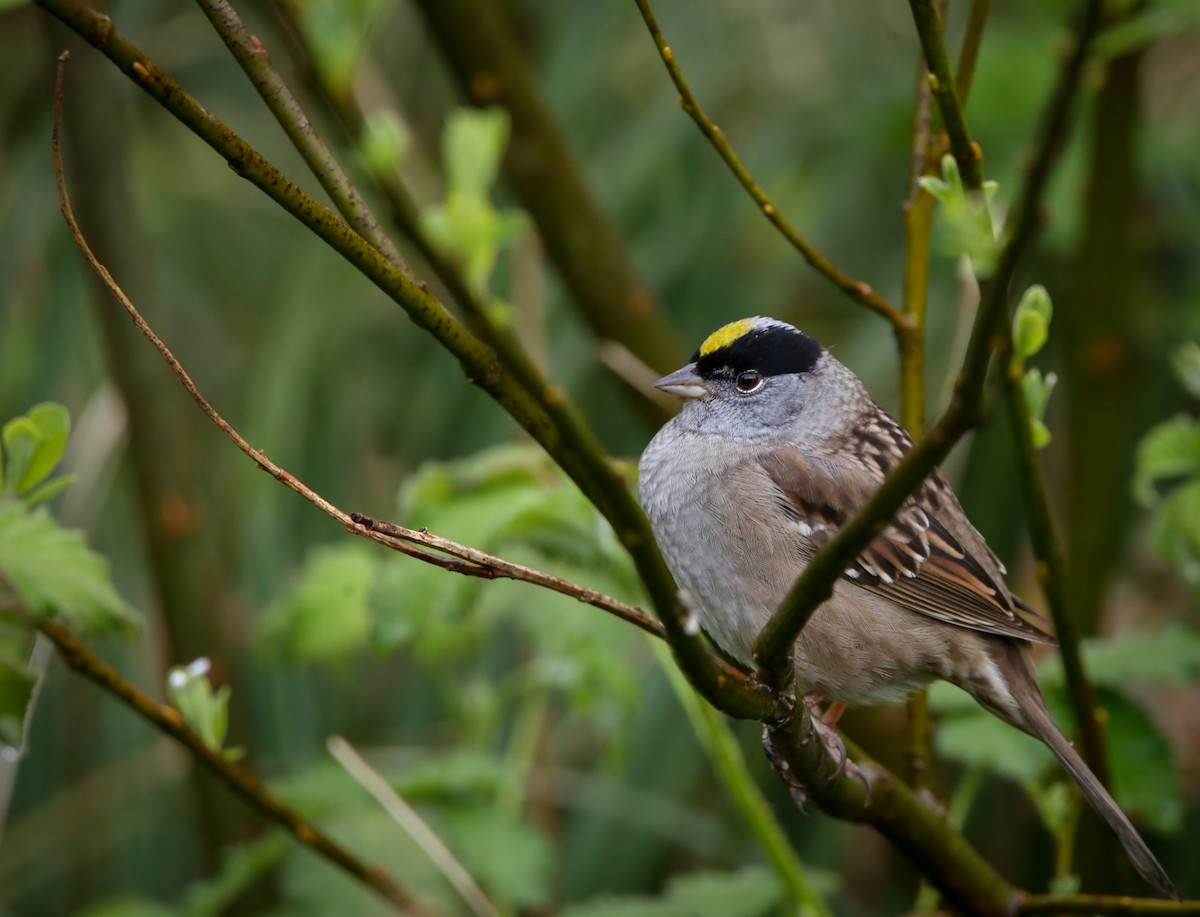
[1012,285,1053,359]
[1133,415,1200,505]
[167,657,240,758]
[359,108,411,179]
[1169,341,1200,399]
[0,501,138,633]
[20,403,70,494]
[1,418,39,496]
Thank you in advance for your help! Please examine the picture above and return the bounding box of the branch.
[632,0,905,327]
[899,31,938,795]
[908,0,983,191]
[34,614,423,914]
[37,0,769,719]
[955,0,991,105]
[998,0,1111,783]
[764,712,1018,916]
[1021,895,1200,916]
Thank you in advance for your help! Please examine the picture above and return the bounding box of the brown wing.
[758,445,1055,645]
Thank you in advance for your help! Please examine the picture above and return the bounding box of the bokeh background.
[1,0,1198,913]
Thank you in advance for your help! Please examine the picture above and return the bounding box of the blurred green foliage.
[1,0,1198,914]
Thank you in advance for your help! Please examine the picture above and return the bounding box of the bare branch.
[632,0,905,327]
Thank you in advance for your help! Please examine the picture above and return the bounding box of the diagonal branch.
[33,612,423,914]
[37,0,769,719]
[632,0,905,327]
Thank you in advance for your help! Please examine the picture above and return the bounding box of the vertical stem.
[899,15,939,799]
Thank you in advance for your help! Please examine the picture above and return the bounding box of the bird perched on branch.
[638,315,1176,899]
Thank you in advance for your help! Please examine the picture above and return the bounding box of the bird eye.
[735,370,763,393]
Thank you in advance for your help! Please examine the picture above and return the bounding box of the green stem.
[653,642,832,917]
[1002,355,1110,782]
[955,0,991,106]
[908,0,983,191]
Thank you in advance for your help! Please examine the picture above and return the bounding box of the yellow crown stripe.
[699,318,755,357]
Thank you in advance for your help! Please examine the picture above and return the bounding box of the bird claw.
[763,695,874,810]
[761,725,810,813]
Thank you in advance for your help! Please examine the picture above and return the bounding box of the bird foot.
[762,724,809,812]
[763,695,873,808]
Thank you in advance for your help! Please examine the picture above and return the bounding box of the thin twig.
[328,737,500,917]
[898,9,940,797]
[37,0,767,718]
[632,0,904,327]
[955,0,991,106]
[908,0,983,191]
[996,0,1111,782]
[1020,895,1200,915]
[34,601,421,912]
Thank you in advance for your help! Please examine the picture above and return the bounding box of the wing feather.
[758,446,1054,645]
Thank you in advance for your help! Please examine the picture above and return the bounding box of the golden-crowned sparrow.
[638,316,1176,899]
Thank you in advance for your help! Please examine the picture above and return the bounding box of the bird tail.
[997,643,1178,900]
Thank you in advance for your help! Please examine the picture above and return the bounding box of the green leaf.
[1012,285,1053,358]
[359,108,411,178]
[1169,341,1200,399]
[441,806,554,908]
[443,108,510,199]
[257,543,378,663]
[1,418,38,496]
[1038,624,1200,690]
[1132,415,1200,505]
[0,500,139,633]
[77,898,180,917]
[20,403,70,493]
[934,702,1056,782]
[1097,689,1181,832]
[20,473,77,510]
[1149,480,1200,585]
[563,867,790,917]
[167,658,234,753]
[667,866,787,917]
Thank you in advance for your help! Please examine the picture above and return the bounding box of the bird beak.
[654,362,709,399]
